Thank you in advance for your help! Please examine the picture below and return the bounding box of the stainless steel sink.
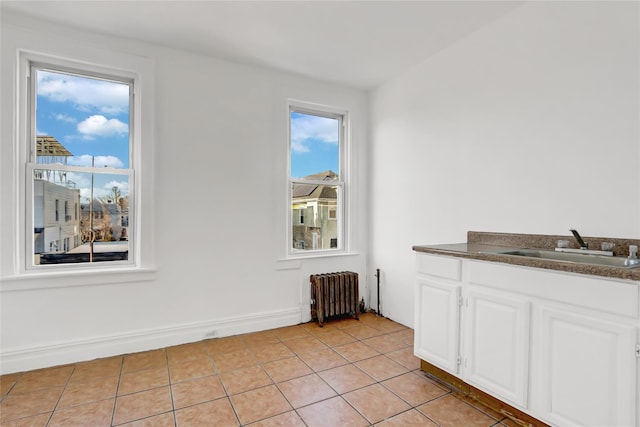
[485,249,640,269]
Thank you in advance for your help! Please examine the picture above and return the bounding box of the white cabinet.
[465,287,530,408]
[415,278,461,373]
[538,306,637,427]
[414,254,461,374]
[415,252,640,427]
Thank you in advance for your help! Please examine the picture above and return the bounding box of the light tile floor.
[0,313,519,426]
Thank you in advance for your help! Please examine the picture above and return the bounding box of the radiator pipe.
[375,268,381,317]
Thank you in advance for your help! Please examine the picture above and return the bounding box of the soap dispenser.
[629,245,638,260]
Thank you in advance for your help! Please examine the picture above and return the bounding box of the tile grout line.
[106,357,125,427]
[215,335,268,427]
[309,318,411,426]
[46,363,77,426]
[316,319,449,426]
[164,349,179,427]
[222,318,387,426]
[265,320,414,426]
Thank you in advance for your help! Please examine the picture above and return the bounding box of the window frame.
[287,100,350,258]
[24,62,135,271]
[16,51,143,275]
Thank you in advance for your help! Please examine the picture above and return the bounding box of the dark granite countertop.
[413,232,640,281]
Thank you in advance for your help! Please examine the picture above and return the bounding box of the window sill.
[276,251,360,270]
[0,266,157,292]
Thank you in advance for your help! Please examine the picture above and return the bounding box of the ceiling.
[1,1,522,90]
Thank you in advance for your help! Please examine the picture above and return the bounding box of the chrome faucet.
[569,228,588,250]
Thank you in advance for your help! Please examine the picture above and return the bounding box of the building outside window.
[288,102,347,255]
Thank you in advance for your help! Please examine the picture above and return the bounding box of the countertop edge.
[413,243,640,281]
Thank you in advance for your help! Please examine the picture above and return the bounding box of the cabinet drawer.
[468,261,639,318]
[417,253,461,281]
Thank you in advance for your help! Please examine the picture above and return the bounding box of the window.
[27,63,133,268]
[288,102,347,255]
[1,39,154,287]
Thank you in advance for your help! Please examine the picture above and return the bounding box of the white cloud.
[54,113,77,123]
[104,180,129,196]
[68,154,125,169]
[290,114,339,154]
[67,173,128,201]
[66,171,91,190]
[78,187,91,201]
[78,186,118,201]
[37,71,129,115]
[291,140,310,153]
[77,115,128,139]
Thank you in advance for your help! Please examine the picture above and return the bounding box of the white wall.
[3,2,638,373]
[0,13,369,373]
[369,2,640,327]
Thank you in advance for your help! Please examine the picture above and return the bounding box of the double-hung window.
[26,61,134,268]
[288,102,348,255]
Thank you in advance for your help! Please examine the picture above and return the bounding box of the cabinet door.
[538,307,637,427]
[464,287,530,408]
[415,278,461,373]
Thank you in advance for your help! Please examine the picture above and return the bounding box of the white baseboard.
[0,307,302,374]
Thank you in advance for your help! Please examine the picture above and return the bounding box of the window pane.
[33,169,130,265]
[291,183,338,251]
[32,67,132,267]
[290,112,339,179]
[35,70,130,169]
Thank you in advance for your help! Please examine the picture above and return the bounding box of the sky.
[290,112,339,179]
[36,70,339,198]
[36,69,130,201]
